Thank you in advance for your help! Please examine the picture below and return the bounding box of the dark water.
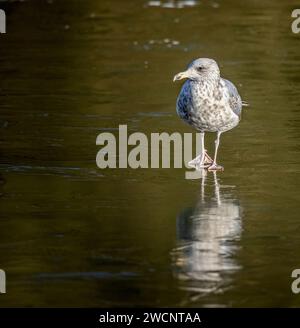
[0,0,300,307]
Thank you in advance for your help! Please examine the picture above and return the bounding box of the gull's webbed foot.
[204,151,213,165]
[208,163,224,171]
[188,158,209,169]
[188,149,213,170]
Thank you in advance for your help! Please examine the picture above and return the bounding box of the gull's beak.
[173,70,189,82]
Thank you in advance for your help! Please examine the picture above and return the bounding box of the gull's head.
[173,58,220,83]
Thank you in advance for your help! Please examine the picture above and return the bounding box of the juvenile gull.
[173,58,247,171]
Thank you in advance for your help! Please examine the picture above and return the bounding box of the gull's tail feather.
[242,101,249,107]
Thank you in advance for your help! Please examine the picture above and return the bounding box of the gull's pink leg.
[208,131,224,171]
[188,133,212,169]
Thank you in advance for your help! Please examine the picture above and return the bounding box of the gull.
[173,58,248,171]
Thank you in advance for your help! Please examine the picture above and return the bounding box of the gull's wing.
[223,78,243,118]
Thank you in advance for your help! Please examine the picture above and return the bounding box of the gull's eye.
[197,66,204,72]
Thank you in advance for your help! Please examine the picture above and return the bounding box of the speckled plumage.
[175,61,242,133]
[173,58,246,171]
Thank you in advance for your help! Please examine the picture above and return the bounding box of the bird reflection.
[172,170,242,299]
